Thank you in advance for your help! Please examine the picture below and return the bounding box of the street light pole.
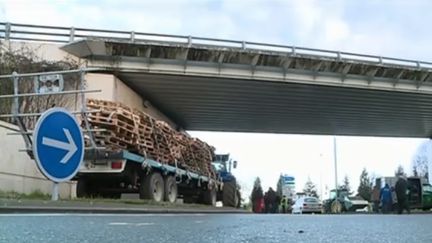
[333,137,338,196]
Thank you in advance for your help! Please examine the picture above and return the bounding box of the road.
[1,213,431,242]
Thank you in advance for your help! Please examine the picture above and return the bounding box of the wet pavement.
[0,213,431,242]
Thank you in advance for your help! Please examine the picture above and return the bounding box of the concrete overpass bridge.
[2,22,432,137]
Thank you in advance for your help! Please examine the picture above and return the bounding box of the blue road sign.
[33,108,84,182]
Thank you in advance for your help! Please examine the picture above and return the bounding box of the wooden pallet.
[86,98,217,172]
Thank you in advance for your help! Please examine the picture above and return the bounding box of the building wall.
[0,121,75,198]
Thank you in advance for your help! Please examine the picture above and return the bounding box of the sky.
[1,0,432,199]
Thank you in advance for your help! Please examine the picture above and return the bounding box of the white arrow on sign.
[42,128,77,164]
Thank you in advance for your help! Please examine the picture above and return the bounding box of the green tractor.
[212,154,241,208]
[323,189,369,213]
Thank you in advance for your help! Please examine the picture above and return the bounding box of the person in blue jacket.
[380,183,393,214]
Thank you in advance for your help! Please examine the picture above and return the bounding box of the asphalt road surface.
[1,213,431,242]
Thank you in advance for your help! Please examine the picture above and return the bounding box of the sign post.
[33,108,84,200]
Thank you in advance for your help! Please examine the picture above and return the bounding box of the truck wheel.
[164,176,178,203]
[331,200,342,214]
[201,188,217,206]
[140,172,164,202]
[183,195,197,204]
[76,178,88,198]
[223,180,238,207]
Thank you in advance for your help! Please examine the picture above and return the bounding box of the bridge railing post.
[69,27,75,43]
[130,31,135,42]
[5,22,11,40]
[188,35,192,47]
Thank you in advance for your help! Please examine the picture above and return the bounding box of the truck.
[377,177,432,211]
[75,99,242,207]
[77,150,240,207]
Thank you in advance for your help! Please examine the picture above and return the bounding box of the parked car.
[292,197,322,214]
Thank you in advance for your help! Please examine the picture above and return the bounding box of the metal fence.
[1,22,432,70]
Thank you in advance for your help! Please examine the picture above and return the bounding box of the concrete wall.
[85,73,176,126]
[0,121,75,198]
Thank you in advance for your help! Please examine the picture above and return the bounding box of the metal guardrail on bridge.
[1,22,432,71]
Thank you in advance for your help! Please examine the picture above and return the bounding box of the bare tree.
[412,141,430,179]
[395,164,407,177]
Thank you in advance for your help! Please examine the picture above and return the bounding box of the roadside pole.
[333,137,338,197]
[52,183,59,201]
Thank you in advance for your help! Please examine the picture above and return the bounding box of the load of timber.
[83,98,216,179]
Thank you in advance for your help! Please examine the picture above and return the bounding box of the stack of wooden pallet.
[85,99,140,151]
[84,98,216,178]
[135,109,157,159]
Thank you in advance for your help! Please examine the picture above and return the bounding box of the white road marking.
[136,223,155,226]
[108,222,155,226]
[108,222,128,226]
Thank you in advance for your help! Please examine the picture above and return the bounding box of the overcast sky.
[1,0,432,199]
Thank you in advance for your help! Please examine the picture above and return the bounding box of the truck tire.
[183,195,197,204]
[76,178,99,198]
[223,180,239,207]
[164,176,178,203]
[201,188,217,206]
[140,172,164,202]
[76,178,88,198]
[331,200,343,214]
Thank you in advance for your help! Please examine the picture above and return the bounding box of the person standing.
[251,183,264,213]
[395,176,410,214]
[264,192,269,214]
[380,184,392,214]
[267,187,277,213]
[371,185,380,213]
[281,195,288,214]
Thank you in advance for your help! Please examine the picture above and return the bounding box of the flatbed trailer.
[76,149,222,205]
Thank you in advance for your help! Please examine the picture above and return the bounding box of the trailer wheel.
[201,187,217,206]
[164,176,178,203]
[223,180,238,207]
[140,172,164,202]
[331,200,343,214]
[76,178,88,198]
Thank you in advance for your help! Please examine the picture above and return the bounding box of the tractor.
[213,154,242,208]
[323,189,369,213]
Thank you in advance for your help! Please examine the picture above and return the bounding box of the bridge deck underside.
[117,72,432,137]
